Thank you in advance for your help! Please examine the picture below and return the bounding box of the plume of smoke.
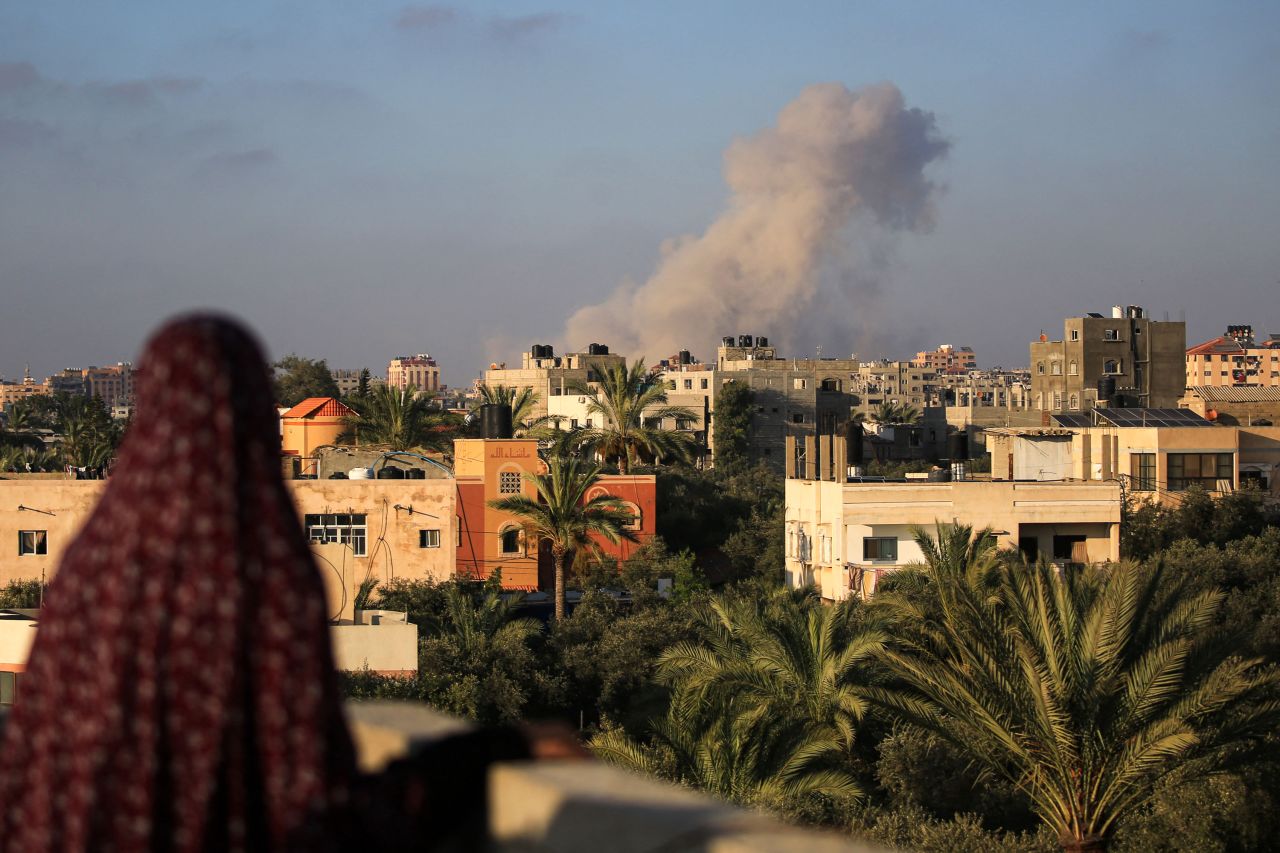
[562,82,948,358]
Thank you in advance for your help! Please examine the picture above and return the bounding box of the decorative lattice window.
[499,471,522,494]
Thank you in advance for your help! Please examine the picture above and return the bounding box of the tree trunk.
[554,547,570,621]
[1060,834,1108,853]
[618,447,629,475]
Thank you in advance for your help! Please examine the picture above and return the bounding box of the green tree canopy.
[340,384,457,453]
[273,354,339,407]
[871,523,1280,853]
[711,380,753,474]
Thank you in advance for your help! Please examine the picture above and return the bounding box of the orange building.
[453,438,656,591]
[913,344,976,375]
[281,397,356,461]
[0,369,50,412]
[1186,326,1280,388]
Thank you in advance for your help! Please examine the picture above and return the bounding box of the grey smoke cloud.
[561,82,948,359]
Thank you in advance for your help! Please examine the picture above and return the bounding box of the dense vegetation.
[345,471,1280,853]
[0,393,124,473]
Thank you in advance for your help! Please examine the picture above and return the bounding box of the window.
[1068,394,1079,410]
[1069,360,1078,376]
[667,380,676,390]
[1051,361,1062,375]
[1168,453,1233,491]
[1104,359,1121,374]
[683,379,693,390]
[791,413,804,423]
[700,378,708,390]
[1130,453,1155,491]
[419,529,441,548]
[794,378,808,390]
[18,530,47,556]
[863,537,898,561]
[0,672,15,706]
[303,514,367,556]
[1037,362,1045,375]
[500,528,521,554]
[1053,391,1063,409]
[570,419,579,429]
[1053,535,1088,563]
[1104,329,1120,341]
[498,470,522,494]
[1070,329,1080,341]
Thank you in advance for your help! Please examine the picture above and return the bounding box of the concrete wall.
[0,613,37,671]
[331,620,417,675]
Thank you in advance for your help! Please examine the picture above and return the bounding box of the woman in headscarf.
[0,315,356,851]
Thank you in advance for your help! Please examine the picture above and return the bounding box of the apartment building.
[1029,305,1186,413]
[782,432,1121,601]
[714,335,862,469]
[387,354,441,394]
[1185,325,1280,388]
[485,344,626,422]
[913,344,976,375]
[0,369,50,413]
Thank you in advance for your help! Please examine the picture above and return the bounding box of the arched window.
[1069,394,1079,410]
[1069,360,1078,376]
[619,501,642,531]
[1051,361,1062,375]
[1104,359,1121,374]
[500,527,520,554]
[1037,362,1045,375]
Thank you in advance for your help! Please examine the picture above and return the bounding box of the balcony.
[0,701,884,852]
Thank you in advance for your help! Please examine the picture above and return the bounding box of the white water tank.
[348,467,373,480]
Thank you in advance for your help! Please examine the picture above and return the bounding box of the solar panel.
[1093,408,1215,427]
[1051,413,1091,428]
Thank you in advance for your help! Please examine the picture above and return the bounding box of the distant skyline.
[2,1,1278,384]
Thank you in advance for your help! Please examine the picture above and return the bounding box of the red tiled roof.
[282,397,356,419]
[1186,337,1245,356]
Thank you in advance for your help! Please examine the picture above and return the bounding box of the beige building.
[784,463,1121,601]
[0,369,50,413]
[484,345,626,422]
[281,397,356,462]
[913,344,976,374]
[387,354,441,394]
[0,477,457,588]
[1029,306,1186,413]
[1185,325,1280,388]
[986,410,1280,502]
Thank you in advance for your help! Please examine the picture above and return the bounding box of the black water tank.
[756,336,769,347]
[947,431,968,461]
[844,420,864,463]
[738,334,752,347]
[329,471,348,479]
[722,336,735,346]
[587,342,609,355]
[377,466,405,479]
[406,467,426,480]
[679,350,692,364]
[479,403,514,439]
[1097,376,1116,404]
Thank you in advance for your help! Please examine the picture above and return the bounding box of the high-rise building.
[387,354,441,394]
[1029,306,1186,413]
[913,344,976,374]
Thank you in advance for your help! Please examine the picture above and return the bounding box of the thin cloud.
[488,12,566,40]
[395,5,459,31]
[0,117,56,148]
[195,147,278,178]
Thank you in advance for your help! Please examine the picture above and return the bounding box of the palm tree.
[471,384,550,437]
[869,401,921,425]
[340,384,455,453]
[569,359,697,474]
[592,589,881,806]
[487,455,638,620]
[871,523,1280,853]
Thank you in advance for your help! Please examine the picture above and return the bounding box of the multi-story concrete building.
[387,354,441,394]
[913,344,976,375]
[0,369,50,413]
[484,345,626,422]
[1185,325,1280,388]
[1029,305,1186,413]
[783,431,1121,601]
[850,360,935,416]
[986,408,1280,502]
[82,363,134,411]
[714,335,862,469]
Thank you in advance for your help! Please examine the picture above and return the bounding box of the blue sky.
[2,1,1278,382]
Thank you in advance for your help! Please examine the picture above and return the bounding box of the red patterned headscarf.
[0,315,356,852]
